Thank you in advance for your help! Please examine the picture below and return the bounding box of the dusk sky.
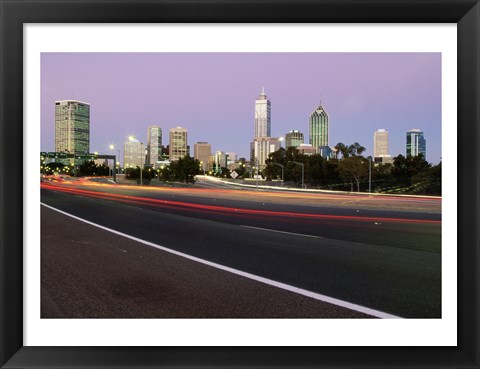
[41,52,441,164]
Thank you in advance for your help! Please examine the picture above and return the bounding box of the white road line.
[241,225,324,239]
[41,202,402,319]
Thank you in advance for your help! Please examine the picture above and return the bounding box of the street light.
[292,161,304,189]
[108,144,120,175]
[368,156,372,193]
[272,162,284,184]
[238,162,246,178]
[139,143,144,186]
[255,159,259,189]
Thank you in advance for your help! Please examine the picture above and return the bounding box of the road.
[40,177,441,318]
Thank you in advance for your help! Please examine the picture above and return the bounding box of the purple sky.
[41,53,441,164]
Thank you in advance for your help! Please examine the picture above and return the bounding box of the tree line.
[262,143,441,195]
[41,143,441,195]
[126,155,201,184]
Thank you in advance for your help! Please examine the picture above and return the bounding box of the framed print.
[1,0,479,368]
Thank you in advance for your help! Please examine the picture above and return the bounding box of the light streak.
[41,182,441,225]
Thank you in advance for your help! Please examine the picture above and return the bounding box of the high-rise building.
[146,125,162,167]
[374,129,389,158]
[226,152,237,161]
[406,129,426,159]
[226,152,237,166]
[252,88,274,167]
[250,137,281,169]
[254,87,271,138]
[54,100,90,155]
[373,129,392,164]
[194,142,212,172]
[285,130,304,149]
[309,103,329,149]
[169,126,188,160]
[124,137,145,168]
[213,151,228,173]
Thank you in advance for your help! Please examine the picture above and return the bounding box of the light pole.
[239,162,246,178]
[255,159,259,189]
[368,156,372,193]
[272,162,284,184]
[109,144,120,175]
[292,161,304,189]
[139,143,144,186]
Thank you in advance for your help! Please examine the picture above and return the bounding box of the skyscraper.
[146,125,162,167]
[213,151,228,173]
[252,88,275,168]
[250,137,281,169]
[54,100,90,155]
[309,103,329,150]
[406,129,427,159]
[124,137,145,168]
[374,129,392,164]
[285,130,304,149]
[254,87,271,138]
[169,126,188,160]
[194,142,212,172]
[374,129,389,158]
[226,152,236,161]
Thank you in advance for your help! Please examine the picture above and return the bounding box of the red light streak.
[41,182,441,225]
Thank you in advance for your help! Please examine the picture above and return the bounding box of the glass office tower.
[309,103,329,149]
[406,129,426,159]
[54,100,90,155]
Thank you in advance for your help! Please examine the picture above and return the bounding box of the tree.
[168,155,200,183]
[126,166,155,181]
[338,156,368,192]
[411,161,441,195]
[214,167,231,178]
[157,166,172,182]
[334,142,349,158]
[391,154,431,186]
[348,142,366,156]
[305,154,324,187]
[334,142,366,158]
[42,162,65,175]
[234,164,247,178]
[264,148,289,181]
[78,160,99,176]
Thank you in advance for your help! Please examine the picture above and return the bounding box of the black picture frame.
[1,0,479,368]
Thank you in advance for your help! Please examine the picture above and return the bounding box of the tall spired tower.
[251,88,278,168]
[309,102,329,148]
[254,87,271,138]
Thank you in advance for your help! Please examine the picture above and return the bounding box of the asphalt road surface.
[41,178,441,318]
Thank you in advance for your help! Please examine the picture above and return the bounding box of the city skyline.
[41,53,442,164]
